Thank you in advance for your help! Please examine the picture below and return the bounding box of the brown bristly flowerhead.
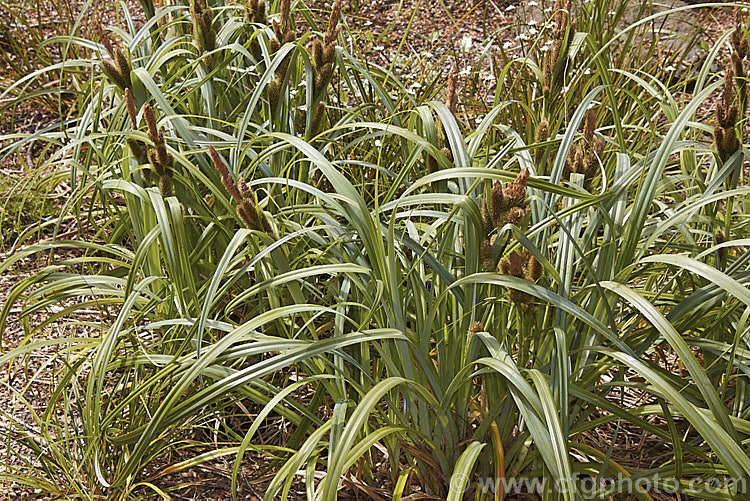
[527,255,542,282]
[96,25,115,55]
[155,139,172,170]
[315,62,333,95]
[498,256,510,275]
[312,39,324,69]
[480,240,493,271]
[209,145,243,202]
[535,118,549,143]
[310,103,326,137]
[490,181,506,224]
[323,44,336,65]
[468,321,483,339]
[238,178,254,200]
[113,48,132,87]
[102,59,128,91]
[237,199,262,231]
[502,169,528,207]
[147,149,165,176]
[127,139,148,165]
[324,0,342,47]
[124,89,138,129]
[159,174,173,197]
[583,109,596,144]
[733,8,747,57]
[144,104,159,144]
[507,251,523,277]
[268,78,281,117]
[498,250,537,306]
[481,201,493,237]
[280,0,291,33]
[446,65,459,114]
[504,207,528,227]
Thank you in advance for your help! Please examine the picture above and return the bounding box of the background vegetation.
[1,0,750,498]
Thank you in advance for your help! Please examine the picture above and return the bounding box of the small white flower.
[505,4,516,10]
[373,45,384,51]
[544,6,552,11]
[528,0,538,6]
[363,20,373,26]
[406,88,416,95]
[528,19,538,25]
[583,67,591,75]
[664,64,677,72]
[539,45,550,52]
[475,117,483,124]
[608,10,616,15]
[743,7,749,13]
[298,104,308,111]
[410,82,423,88]
[298,79,307,87]
[374,139,382,147]
[461,35,473,52]
[561,85,570,93]
[528,27,539,35]
[503,41,515,49]
[459,66,471,76]
[483,73,496,81]
[517,33,530,41]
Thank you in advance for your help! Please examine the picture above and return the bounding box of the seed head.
[480,240,493,271]
[124,89,138,129]
[490,181,506,224]
[535,118,549,143]
[210,145,243,202]
[127,139,148,165]
[237,199,261,231]
[482,201,493,237]
[159,173,173,197]
[310,102,326,137]
[446,66,459,114]
[312,39,324,68]
[583,109,596,144]
[505,207,528,227]
[527,255,542,282]
[324,0,342,47]
[468,321,483,339]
